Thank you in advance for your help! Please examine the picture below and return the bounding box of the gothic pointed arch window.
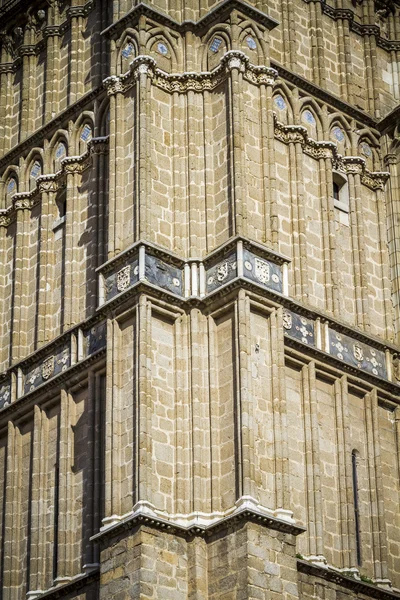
[29,159,42,191]
[54,141,67,172]
[6,175,18,203]
[79,123,93,154]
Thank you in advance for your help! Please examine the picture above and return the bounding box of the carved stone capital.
[130,54,157,78]
[88,136,109,155]
[384,153,398,166]
[13,192,37,211]
[222,50,249,73]
[104,75,125,96]
[37,175,58,193]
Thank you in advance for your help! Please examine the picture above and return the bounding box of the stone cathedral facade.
[1,0,400,599]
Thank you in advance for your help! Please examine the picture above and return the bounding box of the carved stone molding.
[302,0,400,51]
[0,150,91,225]
[106,51,277,97]
[61,153,91,174]
[88,136,109,155]
[384,153,398,166]
[37,175,59,193]
[104,55,156,96]
[274,118,390,190]
[13,191,40,211]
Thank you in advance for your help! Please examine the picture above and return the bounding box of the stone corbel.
[61,153,91,174]
[37,175,59,194]
[0,211,11,227]
[12,190,39,211]
[384,153,398,166]
[88,136,109,155]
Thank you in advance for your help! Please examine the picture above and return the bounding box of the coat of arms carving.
[217,262,228,281]
[117,265,131,292]
[353,343,364,362]
[255,258,270,284]
[42,356,55,380]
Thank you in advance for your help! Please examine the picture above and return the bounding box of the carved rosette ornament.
[41,356,55,380]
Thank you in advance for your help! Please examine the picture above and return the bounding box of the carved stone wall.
[0,1,399,600]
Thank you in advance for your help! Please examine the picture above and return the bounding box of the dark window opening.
[333,181,340,202]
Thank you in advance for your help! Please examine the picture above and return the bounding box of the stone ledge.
[298,559,400,600]
[102,0,278,40]
[91,502,306,546]
[26,570,99,600]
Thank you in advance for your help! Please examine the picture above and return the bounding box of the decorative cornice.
[0,149,93,226]
[297,559,400,600]
[92,503,305,546]
[301,0,400,52]
[106,52,275,96]
[101,0,278,40]
[274,118,389,190]
[20,570,98,600]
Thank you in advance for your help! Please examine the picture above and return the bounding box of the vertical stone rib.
[3,421,18,597]
[295,142,309,300]
[334,376,353,568]
[237,290,255,499]
[37,188,56,345]
[364,389,387,582]
[138,297,152,506]
[260,84,271,244]
[107,92,117,256]
[229,61,246,237]
[0,67,13,156]
[303,361,324,559]
[57,389,74,583]
[266,84,279,249]
[208,315,220,511]
[83,371,95,569]
[354,172,371,331]
[348,174,364,329]
[270,308,290,512]
[29,405,43,594]
[136,64,153,242]
[318,162,334,314]
[12,207,29,361]
[203,89,215,253]
[175,314,190,515]
[376,188,393,340]
[0,223,8,369]
[370,388,389,582]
